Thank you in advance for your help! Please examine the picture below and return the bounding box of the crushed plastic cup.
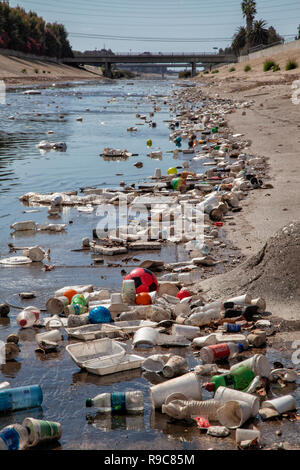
[262,395,297,414]
[217,400,253,429]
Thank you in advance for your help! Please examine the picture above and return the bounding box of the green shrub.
[286,59,298,71]
[244,65,251,72]
[229,67,236,72]
[203,70,209,74]
[211,69,219,74]
[21,68,27,74]
[34,68,39,74]
[272,64,280,72]
[263,59,276,72]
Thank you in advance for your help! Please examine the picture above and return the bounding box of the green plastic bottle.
[205,366,255,393]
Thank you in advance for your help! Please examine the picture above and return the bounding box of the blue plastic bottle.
[0,424,29,450]
[0,385,43,412]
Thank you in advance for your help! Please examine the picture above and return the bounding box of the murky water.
[0,79,299,450]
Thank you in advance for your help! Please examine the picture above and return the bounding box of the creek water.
[0,79,299,450]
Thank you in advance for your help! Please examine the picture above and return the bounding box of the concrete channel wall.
[0,47,59,63]
[239,40,300,63]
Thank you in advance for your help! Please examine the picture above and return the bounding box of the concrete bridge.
[62,52,237,77]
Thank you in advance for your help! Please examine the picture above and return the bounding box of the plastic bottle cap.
[205,382,215,392]
[86,398,93,407]
[19,319,27,327]
[237,342,244,353]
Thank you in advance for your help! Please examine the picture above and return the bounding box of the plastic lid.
[205,382,215,392]
[86,398,93,407]
[237,342,244,353]
[19,319,27,327]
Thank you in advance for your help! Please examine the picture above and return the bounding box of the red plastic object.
[124,268,158,294]
[193,416,210,429]
[176,288,192,301]
[215,222,223,227]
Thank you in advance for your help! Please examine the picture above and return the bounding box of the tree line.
[0,1,73,58]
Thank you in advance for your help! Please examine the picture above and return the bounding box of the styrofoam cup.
[214,386,260,417]
[150,372,202,409]
[263,395,296,414]
[236,428,260,444]
[217,400,253,429]
[230,354,271,378]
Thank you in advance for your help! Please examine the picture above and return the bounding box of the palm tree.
[250,19,269,47]
[232,26,247,55]
[241,0,257,50]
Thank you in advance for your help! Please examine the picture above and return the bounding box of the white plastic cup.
[154,168,162,178]
[226,294,252,306]
[35,330,62,348]
[236,428,260,444]
[133,327,159,347]
[214,386,260,417]
[162,356,189,378]
[251,298,266,313]
[172,324,200,340]
[217,400,253,429]
[23,417,62,447]
[263,395,296,414]
[230,354,271,378]
[122,280,136,305]
[150,372,203,409]
[46,296,69,315]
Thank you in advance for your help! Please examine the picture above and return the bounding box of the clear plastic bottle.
[0,385,43,412]
[86,391,144,413]
[200,342,245,364]
[0,424,29,450]
[16,306,40,328]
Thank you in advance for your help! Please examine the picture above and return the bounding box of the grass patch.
[263,59,276,72]
[211,69,219,74]
[34,68,39,74]
[244,65,251,72]
[21,68,27,74]
[272,64,281,72]
[286,59,298,71]
[229,67,236,72]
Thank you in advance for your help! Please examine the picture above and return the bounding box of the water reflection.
[72,368,142,387]
[150,410,196,442]
[89,411,144,432]
[1,359,22,377]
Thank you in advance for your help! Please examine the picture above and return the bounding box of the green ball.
[71,294,87,307]
[172,177,183,190]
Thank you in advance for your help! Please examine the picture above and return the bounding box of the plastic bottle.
[0,385,43,412]
[204,365,255,392]
[200,342,245,364]
[220,322,241,333]
[16,306,40,328]
[86,391,144,413]
[0,424,29,450]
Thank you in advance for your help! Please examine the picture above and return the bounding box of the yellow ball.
[167,167,177,175]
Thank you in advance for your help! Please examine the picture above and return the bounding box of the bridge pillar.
[191,62,197,77]
[104,62,113,78]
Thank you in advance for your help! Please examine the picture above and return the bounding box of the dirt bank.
[194,59,300,320]
[0,52,105,86]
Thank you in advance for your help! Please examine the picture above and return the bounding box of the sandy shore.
[0,52,106,86]
[194,61,300,319]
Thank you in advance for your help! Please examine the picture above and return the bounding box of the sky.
[8,0,300,53]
